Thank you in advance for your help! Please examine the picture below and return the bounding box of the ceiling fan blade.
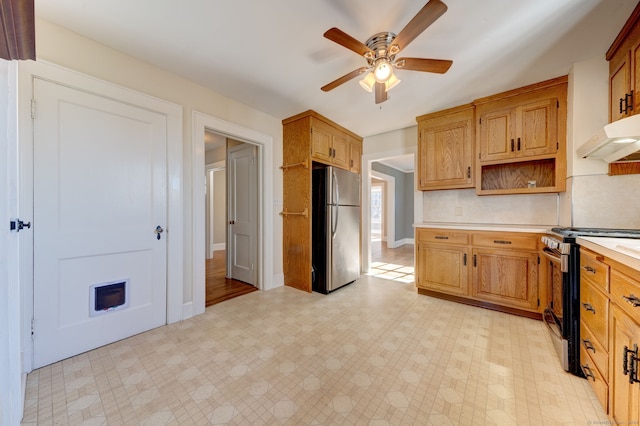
[324,27,374,58]
[395,57,452,74]
[375,82,388,104]
[321,67,368,92]
[391,0,447,55]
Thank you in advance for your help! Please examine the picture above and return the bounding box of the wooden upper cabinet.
[416,104,474,190]
[607,2,640,122]
[309,116,355,170]
[477,91,559,163]
[474,76,567,195]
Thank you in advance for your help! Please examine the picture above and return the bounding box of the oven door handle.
[543,308,563,340]
[541,248,569,273]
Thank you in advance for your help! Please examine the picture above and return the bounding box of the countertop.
[577,236,640,272]
[414,222,551,233]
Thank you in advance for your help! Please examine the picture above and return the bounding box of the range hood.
[577,114,640,163]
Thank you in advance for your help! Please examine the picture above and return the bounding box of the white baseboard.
[388,238,415,248]
[212,243,225,251]
[182,301,194,320]
[267,272,284,290]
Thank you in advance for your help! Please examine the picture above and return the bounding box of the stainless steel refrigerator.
[312,166,361,294]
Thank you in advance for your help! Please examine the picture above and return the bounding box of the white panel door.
[228,144,257,286]
[32,78,168,368]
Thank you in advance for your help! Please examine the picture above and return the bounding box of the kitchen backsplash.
[422,189,558,225]
[570,174,640,229]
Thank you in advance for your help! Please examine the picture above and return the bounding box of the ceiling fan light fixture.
[374,60,393,83]
[359,72,376,92]
[385,74,401,91]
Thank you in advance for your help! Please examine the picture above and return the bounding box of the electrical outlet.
[454,206,463,216]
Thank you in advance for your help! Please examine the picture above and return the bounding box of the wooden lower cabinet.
[578,246,640,423]
[471,248,539,311]
[416,243,469,296]
[610,305,640,423]
[415,228,541,317]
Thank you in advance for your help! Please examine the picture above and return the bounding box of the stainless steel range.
[541,227,640,377]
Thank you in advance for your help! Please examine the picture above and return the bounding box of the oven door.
[541,246,569,371]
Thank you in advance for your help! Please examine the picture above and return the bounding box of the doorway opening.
[364,155,417,284]
[204,131,258,306]
[191,111,274,318]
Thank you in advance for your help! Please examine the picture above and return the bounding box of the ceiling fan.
[321,0,452,104]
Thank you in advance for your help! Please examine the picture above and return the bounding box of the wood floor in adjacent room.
[206,250,257,307]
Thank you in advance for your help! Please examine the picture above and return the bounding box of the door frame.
[191,111,274,315]
[205,161,225,260]
[371,170,395,246]
[18,60,184,373]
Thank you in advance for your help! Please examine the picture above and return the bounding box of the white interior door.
[32,78,168,368]
[228,144,257,286]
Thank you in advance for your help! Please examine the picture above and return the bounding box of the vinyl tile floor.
[22,276,607,425]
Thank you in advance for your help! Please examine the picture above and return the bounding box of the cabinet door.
[349,138,362,173]
[517,98,558,157]
[311,121,333,164]
[418,118,473,190]
[331,131,350,169]
[610,305,640,424]
[471,248,539,311]
[478,107,515,162]
[610,51,631,122]
[633,40,640,116]
[417,243,469,296]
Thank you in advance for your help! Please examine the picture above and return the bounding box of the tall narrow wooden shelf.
[281,110,363,292]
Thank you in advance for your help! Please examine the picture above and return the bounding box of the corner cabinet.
[415,227,542,318]
[281,110,363,292]
[416,104,474,190]
[474,76,567,195]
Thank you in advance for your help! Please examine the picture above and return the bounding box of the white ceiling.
[35,0,637,138]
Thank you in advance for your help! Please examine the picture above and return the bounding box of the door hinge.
[538,256,540,265]
[31,318,35,337]
[479,117,482,125]
[557,100,559,108]
[251,263,254,271]
[537,299,540,307]
[31,99,36,119]
[556,142,559,150]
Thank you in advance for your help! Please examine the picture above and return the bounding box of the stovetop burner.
[551,227,640,239]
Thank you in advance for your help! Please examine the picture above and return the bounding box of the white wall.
[33,18,284,304]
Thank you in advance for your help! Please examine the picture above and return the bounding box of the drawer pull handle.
[434,236,449,240]
[582,265,596,274]
[581,364,595,381]
[493,240,512,245]
[623,294,640,308]
[582,339,595,353]
[581,302,595,314]
[623,344,640,384]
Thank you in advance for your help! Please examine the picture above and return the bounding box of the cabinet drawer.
[471,233,537,250]
[580,320,608,381]
[580,248,609,292]
[416,229,469,245]
[610,269,640,324]
[580,345,609,413]
[581,281,609,350]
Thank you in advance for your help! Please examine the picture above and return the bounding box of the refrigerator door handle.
[333,169,340,205]
[331,169,339,239]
